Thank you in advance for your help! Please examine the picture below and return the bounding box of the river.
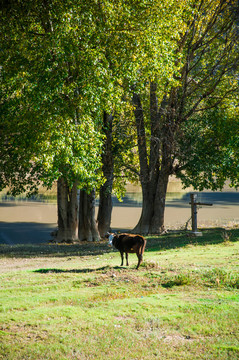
[0,190,238,244]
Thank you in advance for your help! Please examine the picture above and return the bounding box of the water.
[112,191,239,207]
[110,191,239,231]
[0,190,238,244]
[1,187,238,206]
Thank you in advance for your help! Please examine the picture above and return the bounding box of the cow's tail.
[139,237,146,258]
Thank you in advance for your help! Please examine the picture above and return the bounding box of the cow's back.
[113,234,146,252]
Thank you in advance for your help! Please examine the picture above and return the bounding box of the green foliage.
[176,0,239,190]
[1,0,108,194]
[0,0,188,196]
[178,105,239,190]
[1,0,238,200]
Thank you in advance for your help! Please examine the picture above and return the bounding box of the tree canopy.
[131,0,239,234]
[0,0,187,195]
[0,0,238,237]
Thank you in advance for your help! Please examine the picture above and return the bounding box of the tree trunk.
[150,172,169,234]
[132,84,171,235]
[133,173,169,235]
[56,177,78,242]
[97,111,114,237]
[97,181,113,236]
[132,91,156,234]
[78,189,100,241]
[132,182,154,234]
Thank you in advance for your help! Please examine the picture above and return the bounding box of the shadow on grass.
[34,265,123,274]
[146,227,239,253]
[0,228,238,259]
[0,241,112,258]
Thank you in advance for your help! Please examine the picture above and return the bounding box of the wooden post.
[190,193,197,233]
[189,193,213,236]
[190,193,202,236]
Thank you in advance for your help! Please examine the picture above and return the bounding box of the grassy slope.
[0,228,238,360]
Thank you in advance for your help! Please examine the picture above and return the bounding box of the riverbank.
[0,196,238,245]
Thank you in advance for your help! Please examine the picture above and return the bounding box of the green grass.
[0,228,239,359]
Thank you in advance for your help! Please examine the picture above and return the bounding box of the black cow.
[107,233,146,269]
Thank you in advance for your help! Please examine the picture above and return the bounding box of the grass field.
[0,228,238,359]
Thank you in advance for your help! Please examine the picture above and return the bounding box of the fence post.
[190,193,202,236]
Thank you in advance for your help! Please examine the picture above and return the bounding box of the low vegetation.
[0,228,238,359]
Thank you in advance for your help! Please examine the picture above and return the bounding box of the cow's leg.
[120,251,124,266]
[126,252,129,266]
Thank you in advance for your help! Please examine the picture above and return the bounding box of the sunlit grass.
[0,228,239,359]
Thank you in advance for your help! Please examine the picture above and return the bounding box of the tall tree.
[0,0,106,241]
[132,0,239,234]
[5,0,227,240]
[97,112,114,237]
[1,0,187,239]
[95,0,188,236]
[97,106,139,236]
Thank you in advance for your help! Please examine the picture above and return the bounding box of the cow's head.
[106,232,115,246]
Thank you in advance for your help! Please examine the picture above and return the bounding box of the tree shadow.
[34,265,123,274]
[146,227,239,252]
[0,203,21,207]
[0,241,112,258]
[0,228,238,259]
[0,221,56,245]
